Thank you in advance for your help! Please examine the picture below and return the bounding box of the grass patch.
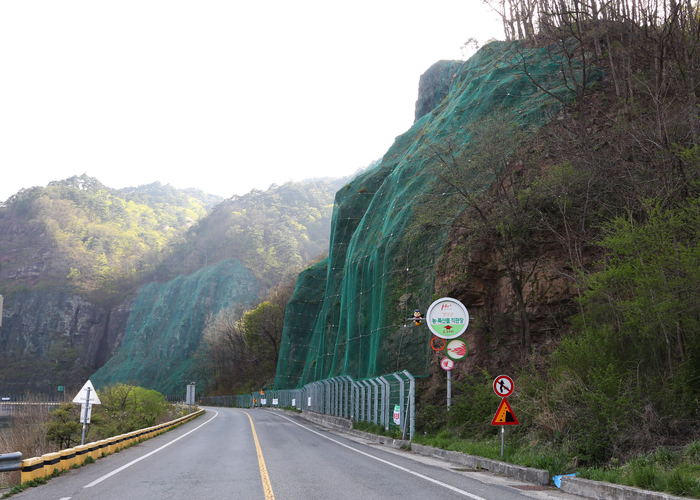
[412,432,700,497]
[352,421,403,439]
[577,447,700,498]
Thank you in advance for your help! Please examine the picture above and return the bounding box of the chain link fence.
[200,370,415,440]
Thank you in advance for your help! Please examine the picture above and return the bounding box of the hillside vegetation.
[0,174,347,394]
[153,178,348,290]
[269,0,700,483]
[410,0,700,478]
[0,175,220,305]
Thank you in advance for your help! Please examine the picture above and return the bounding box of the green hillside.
[0,175,220,305]
[275,40,598,388]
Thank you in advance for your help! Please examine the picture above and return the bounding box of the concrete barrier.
[300,410,353,432]
[19,409,205,483]
[560,476,688,500]
[410,443,550,486]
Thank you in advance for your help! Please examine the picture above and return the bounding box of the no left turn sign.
[493,375,514,398]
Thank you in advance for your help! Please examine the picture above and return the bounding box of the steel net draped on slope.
[275,40,601,389]
[91,259,258,394]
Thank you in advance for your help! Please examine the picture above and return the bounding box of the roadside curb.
[265,409,546,484]
[410,443,549,486]
[258,408,691,499]
[560,476,687,500]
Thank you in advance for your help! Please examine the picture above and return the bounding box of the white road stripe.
[274,413,488,500]
[83,410,218,488]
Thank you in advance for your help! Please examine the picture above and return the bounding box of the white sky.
[0,1,503,203]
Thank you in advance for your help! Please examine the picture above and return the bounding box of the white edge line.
[274,413,487,500]
[83,410,219,488]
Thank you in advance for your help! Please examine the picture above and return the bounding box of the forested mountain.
[275,0,700,470]
[0,174,350,393]
[0,175,220,305]
[152,177,352,290]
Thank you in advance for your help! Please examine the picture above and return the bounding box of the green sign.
[57,386,64,392]
[426,298,469,339]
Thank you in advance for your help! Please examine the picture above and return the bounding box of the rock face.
[90,259,258,395]
[432,227,583,387]
[275,41,596,389]
[0,259,257,396]
[414,60,462,122]
[0,291,131,394]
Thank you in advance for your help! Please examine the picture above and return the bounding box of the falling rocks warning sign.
[491,397,519,426]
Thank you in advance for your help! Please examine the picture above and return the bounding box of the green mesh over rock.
[275,41,601,389]
[91,258,258,394]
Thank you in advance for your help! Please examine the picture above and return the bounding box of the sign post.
[427,298,470,410]
[491,375,518,457]
[186,383,196,414]
[72,380,101,445]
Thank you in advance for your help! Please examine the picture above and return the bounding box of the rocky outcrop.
[0,291,131,394]
[414,60,461,122]
[275,41,595,389]
[90,258,258,395]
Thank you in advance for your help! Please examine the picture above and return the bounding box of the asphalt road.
[10,408,586,500]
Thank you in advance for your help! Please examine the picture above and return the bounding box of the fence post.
[368,379,379,425]
[392,373,405,436]
[378,376,390,431]
[342,376,351,419]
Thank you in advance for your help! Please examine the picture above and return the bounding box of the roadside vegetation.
[0,385,184,489]
[407,0,700,494]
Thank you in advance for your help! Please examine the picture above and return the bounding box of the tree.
[244,302,285,373]
[91,384,169,439]
[196,304,253,394]
[46,403,82,449]
[424,114,543,349]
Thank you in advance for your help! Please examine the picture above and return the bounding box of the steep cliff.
[90,259,258,394]
[0,291,131,394]
[275,41,598,389]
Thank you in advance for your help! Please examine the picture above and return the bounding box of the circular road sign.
[440,358,454,371]
[445,339,469,361]
[426,297,469,339]
[493,375,514,398]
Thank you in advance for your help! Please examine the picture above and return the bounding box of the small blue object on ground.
[553,473,577,488]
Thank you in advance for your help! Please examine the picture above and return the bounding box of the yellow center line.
[239,410,275,500]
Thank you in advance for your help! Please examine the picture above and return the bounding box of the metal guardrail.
[0,452,23,473]
[5,410,205,482]
[200,370,416,440]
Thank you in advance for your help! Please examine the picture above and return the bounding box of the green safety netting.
[91,258,258,394]
[275,40,601,390]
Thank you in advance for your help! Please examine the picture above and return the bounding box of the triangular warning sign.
[491,397,519,425]
[72,380,101,405]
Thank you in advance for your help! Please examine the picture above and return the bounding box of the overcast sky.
[0,1,503,203]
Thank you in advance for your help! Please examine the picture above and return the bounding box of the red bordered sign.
[491,397,519,426]
[440,358,454,371]
[493,375,514,398]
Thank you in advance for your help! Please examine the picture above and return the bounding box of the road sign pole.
[446,370,452,410]
[80,387,90,446]
[501,426,505,458]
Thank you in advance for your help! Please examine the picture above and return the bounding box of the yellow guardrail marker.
[240,411,275,500]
